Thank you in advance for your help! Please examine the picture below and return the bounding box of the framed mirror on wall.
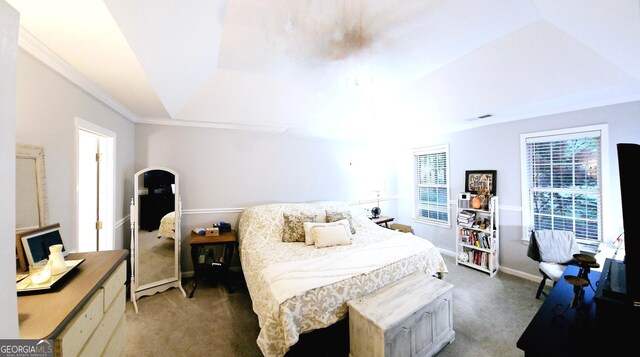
[16,143,48,232]
[130,167,186,313]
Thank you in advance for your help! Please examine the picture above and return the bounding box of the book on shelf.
[458,211,476,220]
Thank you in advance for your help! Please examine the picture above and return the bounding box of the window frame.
[413,144,451,228]
[520,124,609,248]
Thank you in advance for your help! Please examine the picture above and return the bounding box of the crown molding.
[136,117,288,133]
[17,27,138,123]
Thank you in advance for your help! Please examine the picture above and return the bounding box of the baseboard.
[440,247,550,286]
[498,266,552,286]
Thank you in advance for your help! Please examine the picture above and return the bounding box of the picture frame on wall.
[465,170,497,195]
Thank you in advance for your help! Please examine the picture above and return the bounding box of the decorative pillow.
[303,219,351,245]
[312,224,352,248]
[282,213,317,242]
[326,210,356,234]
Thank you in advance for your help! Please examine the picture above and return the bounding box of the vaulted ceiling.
[8,0,640,141]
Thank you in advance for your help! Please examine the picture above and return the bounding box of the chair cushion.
[534,230,580,264]
[539,262,567,281]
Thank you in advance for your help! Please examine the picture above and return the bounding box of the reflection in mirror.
[131,167,185,313]
[16,144,48,232]
[138,170,176,286]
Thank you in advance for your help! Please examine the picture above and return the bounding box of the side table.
[189,230,237,298]
[371,215,394,228]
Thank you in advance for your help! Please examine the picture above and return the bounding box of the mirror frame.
[16,143,49,232]
[130,167,186,313]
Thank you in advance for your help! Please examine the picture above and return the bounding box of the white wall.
[134,124,398,271]
[0,0,19,338]
[397,100,640,278]
[15,49,135,253]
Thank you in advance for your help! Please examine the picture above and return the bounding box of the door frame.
[75,117,116,251]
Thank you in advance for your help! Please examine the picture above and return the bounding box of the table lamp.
[370,179,384,218]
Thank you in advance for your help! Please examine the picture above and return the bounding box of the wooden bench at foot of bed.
[347,271,455,357]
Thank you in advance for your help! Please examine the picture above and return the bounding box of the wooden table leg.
[189,244,198,298]
[223,243,235,293]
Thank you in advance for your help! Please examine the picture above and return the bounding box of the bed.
[157,211,175,239]
[237,201,448,357]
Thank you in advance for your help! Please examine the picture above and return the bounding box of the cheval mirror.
[130,167,186,313]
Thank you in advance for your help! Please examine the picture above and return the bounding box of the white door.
[77,120,114,251]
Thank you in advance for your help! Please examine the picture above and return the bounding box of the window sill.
[412,217,450,229]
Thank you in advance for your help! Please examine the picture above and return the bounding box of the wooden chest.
[347,272,455,357]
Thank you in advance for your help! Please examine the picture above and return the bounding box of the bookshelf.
[456,195,499,277]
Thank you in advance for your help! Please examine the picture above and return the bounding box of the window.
[521,125,607,248]
[414,145,450,227]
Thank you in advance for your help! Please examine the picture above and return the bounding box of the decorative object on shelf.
[476,187,490,210]
[471,195,482,209]
[464,170,497,195]
[458,192,470,208]
[458,252,469,262]
[49,244,66,275]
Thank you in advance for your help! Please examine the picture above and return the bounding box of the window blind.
[524,131,602,242]
[414,146,450,226]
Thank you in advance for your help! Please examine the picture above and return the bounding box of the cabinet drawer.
[56,289,104,357]
[102,315,126,357]
[79,285,126,357]
[102,261,126,311]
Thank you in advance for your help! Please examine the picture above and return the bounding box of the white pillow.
[303,219,350,245]
[312,223,352,248]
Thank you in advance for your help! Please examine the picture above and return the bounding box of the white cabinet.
[348,272,455,357]
[455,196,499,277]
[18,250,128,357]
[55,260,127,356]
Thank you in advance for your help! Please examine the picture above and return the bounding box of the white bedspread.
[158,211,175,238]
[238,201,448,357]
[263,233,432,304]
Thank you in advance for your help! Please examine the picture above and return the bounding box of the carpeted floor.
[124,255,544,357]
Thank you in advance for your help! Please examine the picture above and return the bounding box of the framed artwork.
[465,170,497,195]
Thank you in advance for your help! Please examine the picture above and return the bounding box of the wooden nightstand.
[371,216,394,228]
[188,230,237,298]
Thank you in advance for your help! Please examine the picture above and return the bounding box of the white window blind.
[522,128,603,243]
[414,145,450,227]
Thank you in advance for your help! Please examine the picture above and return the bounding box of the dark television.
[617,143,640,306]
[143,170,174,189]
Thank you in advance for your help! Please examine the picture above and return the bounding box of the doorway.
[76,119,115,252]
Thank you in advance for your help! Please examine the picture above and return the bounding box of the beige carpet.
[124,255,544,356]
